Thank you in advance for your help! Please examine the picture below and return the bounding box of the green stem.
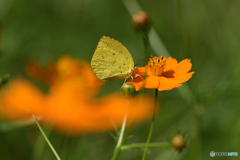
[142,89,158,160]
[111,114,127,160]
[139,35,150,95]
[121,142,171,150]
[33,115,61,160]
[143,35,150,64]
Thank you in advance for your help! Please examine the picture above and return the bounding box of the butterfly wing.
[91,36,134,81]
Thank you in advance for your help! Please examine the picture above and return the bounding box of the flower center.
[148,55,166,76]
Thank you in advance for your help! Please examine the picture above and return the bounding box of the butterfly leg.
[131,76,134,82]
[120,78,128,89]
[123,78,127,84]
[135,74,144,80]
[121,74,143,88]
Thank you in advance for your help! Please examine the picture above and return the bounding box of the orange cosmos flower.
[0,56,155,135]
[127,55,194,91]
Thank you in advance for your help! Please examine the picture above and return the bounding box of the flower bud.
[120,83,136,97]
[171,134,186,151]
[132,11,151,35]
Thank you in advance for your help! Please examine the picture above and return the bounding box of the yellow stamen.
[148,55,166,76]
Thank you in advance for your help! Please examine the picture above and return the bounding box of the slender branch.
[143,35,150,62]
[139,34,149,95]
[111,114,127,160]
[33,115,61,160]
[121,142,171,150]
[116,114,127,148]
[142,89,158,160]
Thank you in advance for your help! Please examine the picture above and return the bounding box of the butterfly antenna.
[136,58,149,66]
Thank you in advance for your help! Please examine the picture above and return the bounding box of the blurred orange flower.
[45,90,154,134]
[0,79,45,120]
[26,56,104,94]
[127,56,194,91]
[0,56,155,135]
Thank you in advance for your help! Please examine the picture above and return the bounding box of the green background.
[0,0,240,159]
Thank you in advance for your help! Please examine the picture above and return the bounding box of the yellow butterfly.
[91,36,136,81]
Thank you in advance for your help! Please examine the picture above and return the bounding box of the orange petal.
[27,56,105,96]
[165,72,194,83]
[135,67,148,76]
[55,56,105,94]
[44,92,155,135]
[172,59,193,76]
[100,93,155,128]
[158,77,182,91]
[144,76,159,89]
[163,57,178,72]
[0,79,45,120]
[49,77,91,102]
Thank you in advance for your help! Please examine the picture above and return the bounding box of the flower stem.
[33,115,61,160]
[111,114,127,160]
[121,142,171,150]
[143,35,150,64]
[139,34,150,95]
[142,89,158,160]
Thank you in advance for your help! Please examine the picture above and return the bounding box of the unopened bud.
[132,11,151,35]
[171,134,186,151]
[120,83,136,97]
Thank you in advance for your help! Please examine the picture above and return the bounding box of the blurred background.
[0,0,240,159]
